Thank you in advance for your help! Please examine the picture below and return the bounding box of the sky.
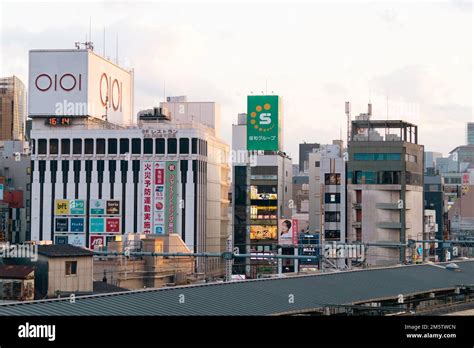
[0,0,472,160]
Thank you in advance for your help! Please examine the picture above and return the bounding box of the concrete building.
[347,120,424,266]
[292,174,309,214]
[232,111,293,278]
[0,141,31,243]
[423,209,438,262]
[424,171,446,244]
[308,142,346,242]
[299,142,320,174]
[28,49,230,275]
[447,184,474,257]
[0,76,27,141]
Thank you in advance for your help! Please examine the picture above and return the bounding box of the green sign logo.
[247,95,279,151]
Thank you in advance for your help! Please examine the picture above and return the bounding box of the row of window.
[348,171,423,185]
[33,138,208,157]
[353,153,402,161]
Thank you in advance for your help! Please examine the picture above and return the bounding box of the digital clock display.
[47,117,71,126]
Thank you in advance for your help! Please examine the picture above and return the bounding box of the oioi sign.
[247,95,280,151]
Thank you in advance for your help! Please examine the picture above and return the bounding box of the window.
[38,139,47,155]
[84,139,94,154]
[108,139,118,154]
[61,139,70,155]
[143,139,153,154]
[131,138,141,155]
[120,138,129,155]
[325,193,340,203]
[315,161,320,167]
[65,261,77,275]
[354,153,401,161]
[49,139,58,155]
[168,138,177,154]
[155,138,165,154]
[324,212,340,222]
[26,183,30,191]
[96,139,106,155]
[325,173,341,185]
[179,138,189,154]
[192,138,198,154]
[405,154,417,163]
[378,171,401,185]
[325,230,340,240]
[31,139,36,155]
[72,139,82,155]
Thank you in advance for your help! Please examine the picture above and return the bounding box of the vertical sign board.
[165,161,178,235]
[154,162,165,234]
[247,95,280,151]
[0,184,3,200]
[142,162,153,234]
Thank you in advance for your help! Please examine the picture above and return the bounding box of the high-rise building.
[424,151,442,172]
[0,76,27,141]
[299,142,320,174]
[28,49,230,274]
[232,96,293,278]
[346,119,424,266]
[466,122,474,145]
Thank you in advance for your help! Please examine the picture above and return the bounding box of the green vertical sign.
[247,95,279,151]
[165,161,178,235]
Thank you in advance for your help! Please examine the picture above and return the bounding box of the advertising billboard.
[55,236,68,245]
[90,217,105,233]
[69,234,86,247]
[90,199,106,215]
[90,235,104,249]
[69,200,85,215]
[0,184,3,200]
[29,50,133,124]
[278,219,298,245]
[105,217,121,233]
[70,218,85,233]
[55,218,69,232]
[247,95,280,151]
[165,161,178,235]
[106,200,120,215]
[250,185,277,200]
[142,161,153,234]
[298,233,320,268]
[55,200,70,215]
[250,225,278,240]
[154,162,165,234]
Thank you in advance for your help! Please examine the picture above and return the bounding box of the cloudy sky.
[0,0,472,159]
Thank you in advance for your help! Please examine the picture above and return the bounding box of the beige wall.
[46,256,93,296]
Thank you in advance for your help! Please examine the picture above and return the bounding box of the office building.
[232,96,293,278]
[0,76,27,141]
[424,151,442,172]
[346,119,424,266]
[28,49,230,274]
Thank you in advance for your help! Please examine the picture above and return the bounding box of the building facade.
[0,76,27,141]
[346,120,424,266]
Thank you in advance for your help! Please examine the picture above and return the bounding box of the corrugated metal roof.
[0,261,472,316]
[37,245,94,258]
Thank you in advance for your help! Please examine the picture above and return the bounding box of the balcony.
[376,202,412,210]
[377,222,402,229]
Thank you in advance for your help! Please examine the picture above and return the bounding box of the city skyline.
[1,1,472,159]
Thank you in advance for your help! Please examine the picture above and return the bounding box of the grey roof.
[37,245,94,258]
[0,260,473,316]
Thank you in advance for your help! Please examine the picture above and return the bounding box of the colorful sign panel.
[106,200,120,215]
[247,95,280,151]
[55,236,68,245]
[0,184,3,200]
[69,200,85,215]
[142,161,153,234]
[55,200,70,215]
[250,225,278,240]
[70,218,85,233]
[154,162,166,234]
[55,218,69,232]
[90,235,104,248]
[106,217,121,233]
[90,199,106,215]
[165,161,178,235]
[90,217,105,233]
[69,234,86,247]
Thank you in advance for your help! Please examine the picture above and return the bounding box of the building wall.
[0,76,26,141]
[41,255,93,296]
